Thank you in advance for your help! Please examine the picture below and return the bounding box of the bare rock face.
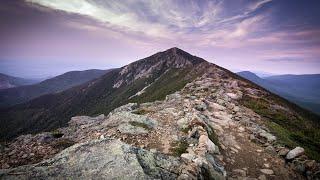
[103,106,158,135]
[0,139,181,180]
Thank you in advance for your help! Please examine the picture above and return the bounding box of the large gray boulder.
[286,147,305,160]
[103,110,158,135]
[0,139,180,180]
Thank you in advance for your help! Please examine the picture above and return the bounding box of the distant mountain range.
[0,69,110,107]
[237,71,320,115]
[0,73,39,89]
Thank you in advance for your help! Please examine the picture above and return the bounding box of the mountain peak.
[156,47,207,65]
[166,47,184,54]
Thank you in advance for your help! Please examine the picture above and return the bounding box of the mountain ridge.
[0,73,39,90]
[237,71,320,115]
[0,48,319,179]
[0,69,110,107]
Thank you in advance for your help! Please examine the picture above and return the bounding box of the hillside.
[0,48,208,140]
[0,69,109,107]
[237,71,320,114]
[0,48,319,179]
[0,73,38,89]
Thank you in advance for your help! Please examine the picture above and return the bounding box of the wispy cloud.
[264,57,302,62]
[26,0,272,41]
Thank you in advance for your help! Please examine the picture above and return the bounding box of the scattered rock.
[258,174,267,180]
[198,135,220,154]
[195,103,207,111]
[305,160,317,171]
[180,153,195,162]
[278,148,289,157]
[99,135,105,139]
[177,118,189,130]
[226,93,240,100]
[286,147,304,160]
[208,103,226,111]
[118,123,149,134]
[265,145,276,155]
[293,160,305,173]
[258,130,276,143]
[256,149,262,153]
[238,127,245,132]
[232,169,246,177]
[260,169,274,175]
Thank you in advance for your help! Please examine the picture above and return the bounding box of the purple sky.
[1,0,320,78]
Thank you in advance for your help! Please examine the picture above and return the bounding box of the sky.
[0,0,320,78]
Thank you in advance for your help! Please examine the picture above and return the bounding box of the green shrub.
[129,121,151,130]
[207,125,220,148]
[132,109,154,115]
[170,140,188,157]
[51,130,64,138]
[52,138,75,149]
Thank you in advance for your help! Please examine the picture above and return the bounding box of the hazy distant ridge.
[0,69,110,107]
[237,71,320,114]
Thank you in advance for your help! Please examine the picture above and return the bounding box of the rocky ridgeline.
[0,66,319,179]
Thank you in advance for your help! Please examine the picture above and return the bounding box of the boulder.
[118,123,149,134]
[265,145,276,155]
[286,147,305,160]
[180,153,195,162]
[260,169,274,175]
[177,118,189,130]
[195,103,207,111]
[258,130,276,143]
[208,103,226,111]
[226,93,239,100]
[258,175,267,180]
[198,135,220,154]
[103,111,157,129]
[232,169,246,177]
[0,139,180,179]
[278,148,289,156]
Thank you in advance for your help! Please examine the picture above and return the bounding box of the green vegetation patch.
[241,95,320,161]
[180,126,191,134]
[170,140,188,157]
[132,109,154,115]
[52,138,75,150]
[130,68,201,103]
[51,129,64,138]
[129,121,151,130]
[207,125,220,148]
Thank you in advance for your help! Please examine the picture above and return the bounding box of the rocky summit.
[0,48,319,179]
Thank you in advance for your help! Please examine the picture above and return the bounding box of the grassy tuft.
[180,126,191,133]
[132,109,154,115]
[52,138,75,149]
[207,125,220,148]
[51,130,64,138]
[170,140,188,157]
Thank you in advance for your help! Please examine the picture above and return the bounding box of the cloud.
[264,57,301,62]
[25,0,272,40]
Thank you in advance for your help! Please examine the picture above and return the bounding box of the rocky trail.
[0,65,319,179]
